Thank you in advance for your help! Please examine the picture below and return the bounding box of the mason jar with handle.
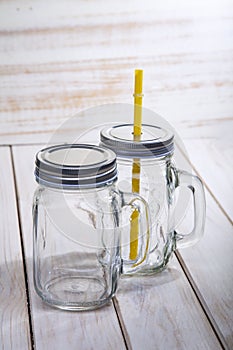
[33,144,150,311]
[100,123,206,275]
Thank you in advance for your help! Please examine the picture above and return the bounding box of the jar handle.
[121,191,152,271]
[175,170,206,248]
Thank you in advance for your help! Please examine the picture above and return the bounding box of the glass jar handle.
[121,191,151,270]
[175,170,206,248]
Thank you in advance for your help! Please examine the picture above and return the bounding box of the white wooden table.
[0,1,232,349]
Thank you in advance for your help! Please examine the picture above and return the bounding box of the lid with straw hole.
[100,124,174,158]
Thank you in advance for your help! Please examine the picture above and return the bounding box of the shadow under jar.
[100,124,206,275]
[33,144,149,311]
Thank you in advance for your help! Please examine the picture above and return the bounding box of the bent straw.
[130,69,143,260]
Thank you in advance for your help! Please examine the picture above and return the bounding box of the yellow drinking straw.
[130,69,143,260]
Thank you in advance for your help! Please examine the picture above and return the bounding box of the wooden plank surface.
[0,0,232,144]
[184,138,233,222]
[116,259,221,350]
[169,135,233,348]
[12,145,222,350]
[0,147,31,350]
[173,137,233,348]
[1,0,232,348]
[177,190,233,349]
[12,145,126,350]
[116,140,233,350]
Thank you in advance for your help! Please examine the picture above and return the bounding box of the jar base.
[36,275,113,311]
[122,263,168,277]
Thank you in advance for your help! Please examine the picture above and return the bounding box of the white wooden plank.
[184,137,233,222]
[0,147,31,349]
[13,145,222,350]
[116,259,222,350]
[12,145,126,350]
[178,190,233,348]
[0,0,232,144]
[173,136,233,347]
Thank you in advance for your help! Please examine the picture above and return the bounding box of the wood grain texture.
[116,259,221,350]
[0,0,232,348]
[12,145,222,350]
[177,190,233,349]
[0,0,232,144]
[184,138,233,222]
[0,147,31,350]
[174,137,233,348]
[12,145,126,350]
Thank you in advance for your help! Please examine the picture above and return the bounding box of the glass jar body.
[117,156,177,274]
[33,184,122,311]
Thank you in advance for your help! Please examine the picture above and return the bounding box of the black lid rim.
[35,144,117,188]
[35,170,118,189]
[99,142,174,158]
[100,123,174,158]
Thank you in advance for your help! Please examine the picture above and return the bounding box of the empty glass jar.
[100,123,206,275]
[33,144,150,310]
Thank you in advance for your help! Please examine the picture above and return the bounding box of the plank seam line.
[6,142,233,224]
[177,143,233,226]
[0,142,47,147]
[113,297,132,350]
[175,251,229,350]
[9,146,35,350]
[187,161,232,226]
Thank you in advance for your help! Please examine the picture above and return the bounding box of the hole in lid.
[131,132,143,135]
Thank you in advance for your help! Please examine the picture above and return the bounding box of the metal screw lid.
[100,124,174,158]
[35,144,117,189]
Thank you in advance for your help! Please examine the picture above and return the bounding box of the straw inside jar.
[130,69,143,260]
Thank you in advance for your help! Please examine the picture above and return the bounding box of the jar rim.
[100,123,174,158]
[35,144,117,189]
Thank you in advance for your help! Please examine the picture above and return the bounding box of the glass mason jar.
[33,144,150,310]
[100,124,206,275]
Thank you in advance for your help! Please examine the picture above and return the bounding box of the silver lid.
[100,124,174,158]
[35,144,117,189]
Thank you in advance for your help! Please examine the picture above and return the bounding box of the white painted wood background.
[0,0,232,349]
